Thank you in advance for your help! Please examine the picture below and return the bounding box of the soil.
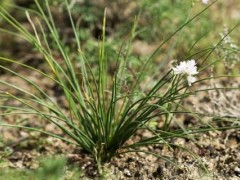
[1,68,240,179]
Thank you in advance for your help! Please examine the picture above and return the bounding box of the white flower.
[187,76,196,86]
[202,0,209,4]
[173,59,198,76]
[173,59,198,86]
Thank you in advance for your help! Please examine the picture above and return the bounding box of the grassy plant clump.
[0,0,239,174]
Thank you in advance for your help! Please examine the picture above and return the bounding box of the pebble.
[234,166,240,176]
[123,168,132,177]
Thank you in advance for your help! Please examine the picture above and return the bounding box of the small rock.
[123,168,132,177]
[234,166,240,176]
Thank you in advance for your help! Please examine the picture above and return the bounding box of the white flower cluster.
[173,59,198,86]
[202,0,209,4]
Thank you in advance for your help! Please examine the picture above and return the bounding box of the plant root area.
[0,70,240,179]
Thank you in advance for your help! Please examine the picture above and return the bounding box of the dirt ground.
[0,70,239,179]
